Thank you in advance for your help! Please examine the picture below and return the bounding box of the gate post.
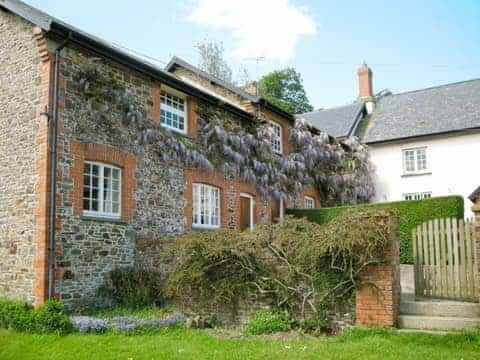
[355,215,400,327]
[470,196,480,300]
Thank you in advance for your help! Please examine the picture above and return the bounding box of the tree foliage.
[196,41,233,83]
[258,68,314,114]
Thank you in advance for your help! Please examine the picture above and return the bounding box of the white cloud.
[188,0,316,61]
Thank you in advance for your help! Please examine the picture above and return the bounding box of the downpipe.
[47,34,71,300]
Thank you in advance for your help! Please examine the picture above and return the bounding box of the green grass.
[0,327,479,360]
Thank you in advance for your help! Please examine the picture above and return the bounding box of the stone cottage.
[0,0,321,305]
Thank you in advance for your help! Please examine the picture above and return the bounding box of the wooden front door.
[240,195,253,231]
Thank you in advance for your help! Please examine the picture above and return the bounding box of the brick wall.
[355,215,400,326]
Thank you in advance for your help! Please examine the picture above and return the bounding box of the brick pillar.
[471,199,480,299]
[355,216,400,327]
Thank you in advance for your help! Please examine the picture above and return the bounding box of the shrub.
[0,299,35,332]
[287,195,464,263]
[246,310,292,335]
[97,267,164,308]
[34,300,72,334]
[0,299,70,334]
[166,208,394,331]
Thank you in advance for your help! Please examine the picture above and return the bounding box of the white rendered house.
[301,65,480,216]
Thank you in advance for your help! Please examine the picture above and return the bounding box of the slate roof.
[166,56,258,102]
[299,102,364,138]
[362,79,480,143]
[165,56,295,121]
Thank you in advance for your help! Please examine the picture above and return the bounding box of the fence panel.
[413,218,478,301]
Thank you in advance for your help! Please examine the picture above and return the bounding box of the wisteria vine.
[76,58,374,206]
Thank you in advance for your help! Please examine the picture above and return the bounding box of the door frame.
[240,193,254,231]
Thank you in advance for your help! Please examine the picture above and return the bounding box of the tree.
[196,41,233,83]
[258,68,314,114]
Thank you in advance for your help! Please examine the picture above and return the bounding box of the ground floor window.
[304,196,316,209]
[83,162,121,218]
[403,192,432,201]
[193,183,220,228]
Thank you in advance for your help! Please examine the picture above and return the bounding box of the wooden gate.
[413,218,478,301]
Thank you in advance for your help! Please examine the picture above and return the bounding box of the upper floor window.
[160,90,187,133]
[83,162,121,218]
[193,183,220,229]
[304,196,315,209]
[403,147,427,174]
[269,121,283,154]
[404,192,432,201]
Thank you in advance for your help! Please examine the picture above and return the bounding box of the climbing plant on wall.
[75,58,374,206]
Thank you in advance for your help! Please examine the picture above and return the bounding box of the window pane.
[83,199,90,211]
[112,202,119,213]
[159,91,186,132]
[193,184,220,228]
[83,162,121,216]
[270,122,282,153]
[416,148,427,171]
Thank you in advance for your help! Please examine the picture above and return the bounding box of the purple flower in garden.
[70,316,109,333]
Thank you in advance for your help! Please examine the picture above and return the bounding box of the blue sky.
[25,0,480,109]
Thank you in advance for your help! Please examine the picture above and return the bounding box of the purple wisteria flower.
[70,316,109,333]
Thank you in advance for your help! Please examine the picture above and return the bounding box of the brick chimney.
[357,63,373,99]
[244,81,258,96]
[358,63,375,114]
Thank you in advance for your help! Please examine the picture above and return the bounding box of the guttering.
[365,126,480,146]
[48,33,71,300]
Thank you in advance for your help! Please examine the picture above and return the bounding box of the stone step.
[400,300,480,318]
[398,315,480,331]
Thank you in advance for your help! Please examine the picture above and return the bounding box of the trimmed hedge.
[287,196,464,264]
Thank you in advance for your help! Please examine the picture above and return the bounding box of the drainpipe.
[48,35,71,300]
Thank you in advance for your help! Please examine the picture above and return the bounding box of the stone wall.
[53,44,276,303]
[0,11,44,304]
[53,45,187,301]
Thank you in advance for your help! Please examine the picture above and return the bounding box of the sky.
[24,0,480,110]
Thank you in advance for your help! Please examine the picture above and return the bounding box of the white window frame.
[240,193,255,231]
[403,192,432,201]
[192,183,221,229]
[403,147,427,174]
[304,196,315,209]
[269,121,283,154]
[83,161,122,219]
[160,87,187,134]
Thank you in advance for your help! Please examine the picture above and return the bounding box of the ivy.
[75,58,374,205]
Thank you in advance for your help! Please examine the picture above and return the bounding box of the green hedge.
[0,299,71,334]
[287,196,464,264]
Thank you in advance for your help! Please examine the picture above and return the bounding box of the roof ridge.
[381,77,480,99]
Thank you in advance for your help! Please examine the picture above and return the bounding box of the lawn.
[0,327,479,360]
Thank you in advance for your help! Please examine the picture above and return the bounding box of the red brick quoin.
[355,215,400,327]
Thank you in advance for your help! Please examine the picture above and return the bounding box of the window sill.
[401,172,432,178]
[81,215,129,224]
[192,226,220,231]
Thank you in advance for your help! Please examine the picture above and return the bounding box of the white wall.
[369,132,480,218]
